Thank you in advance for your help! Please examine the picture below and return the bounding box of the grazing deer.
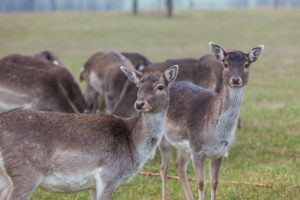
[0,65,178,200]
[160,42,264,200]
[80,51,134,113]
[121,52,152,71]
[34,50,63,67]
[112,56,223,118]
[1,54,87,113]
[0,61,79,113]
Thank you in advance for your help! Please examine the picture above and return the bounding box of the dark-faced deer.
[0,65,178,200]
[112,56,223,118]
[160,42,264,200]
[34,50,63,67]
[121,52,152,70]
[0,60,79,113]
[80,51,134,113]
[1,53,87,113]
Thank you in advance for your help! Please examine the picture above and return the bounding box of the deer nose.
[135,98,145,110]
[231,77,241,85]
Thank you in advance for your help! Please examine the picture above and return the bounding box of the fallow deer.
[121,52,152,70]
[112,56,223,118]
[160,42,264,200]
[80,51,134,113]
[0,65,178,200]
[0,60,79,113]
[34,50,63,67]
[1,54,87,113]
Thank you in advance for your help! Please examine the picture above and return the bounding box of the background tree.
[274,0,279,8]
[166,0,173,17]
[244,0,249,8]
[133,0,138,15]
[51,0,57,11]
[189,0,194,9]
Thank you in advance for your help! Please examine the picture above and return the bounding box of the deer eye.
[223,62,228,68]
[244,63,250,68]
[157,85,164,91]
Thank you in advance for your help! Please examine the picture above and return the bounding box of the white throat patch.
[203,86,244,159]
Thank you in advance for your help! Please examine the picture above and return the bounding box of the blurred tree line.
[1,0,299,15]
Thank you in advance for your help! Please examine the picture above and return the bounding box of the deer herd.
[0,42,264,200]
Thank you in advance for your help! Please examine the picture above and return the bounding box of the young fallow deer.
[1,53,87,113]
[34,51,63,67]
[121,52,152,70]
[0,65,178,200]
[112,56,223,118]
[0,61,79,113]
[160,42,264,200]
[80,51,135,113]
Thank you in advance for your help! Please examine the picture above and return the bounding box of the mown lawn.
[0,9,299,200]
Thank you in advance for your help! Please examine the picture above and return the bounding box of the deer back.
[113,57,222,117]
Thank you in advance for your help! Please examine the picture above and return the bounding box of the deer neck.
[218,84,244,112]
[131,110,166,167]
[215,84,244,137]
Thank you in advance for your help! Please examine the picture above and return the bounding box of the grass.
[0,9,300,200]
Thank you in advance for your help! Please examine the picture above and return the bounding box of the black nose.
[232,78,241,84]
[135,102,145,109]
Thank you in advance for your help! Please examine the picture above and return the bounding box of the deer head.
[209,42,264,88]
[120,65,178,113]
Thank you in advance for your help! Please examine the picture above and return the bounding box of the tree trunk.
[189,0,194,9]
[166,0,173,18]
[133,0,138,15]
[274,0,279,8]
[243,0,248,8]
[51,0,56,11]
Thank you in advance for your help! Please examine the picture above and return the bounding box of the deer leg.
[159,137,173,200]
[84,85,98,113]
[176,150,193,200]
[237,117,242,129]
[90,189,97,200]
[98,183,117,200]
[97,93,106,113]
[7,171,42,200]
[148,147,156,161]
[0,169,12,200]
[209,157,223,200]
[192,152,205,200]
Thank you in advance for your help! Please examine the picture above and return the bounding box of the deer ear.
[209,42,225,61]
[248,45,264,62]
[164,65,179,85]
[120,66,142,84]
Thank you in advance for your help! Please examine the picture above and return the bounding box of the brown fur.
[1,54,87,113]
[0,66,177,200]
[0,61,79,113]
[34,51,62,66]
[80,51,134,113]
[159,43,264,200]
[112,56,223,117]
[121,52,152,70]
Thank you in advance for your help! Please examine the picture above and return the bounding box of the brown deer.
[0,65,178,200]
[34,50,63,67]
[160,42,264,200]
[0,60,79,113]
[112,56,223,118]
[1,54,87,113]
[121,52,152,70]
[80,51,134,113]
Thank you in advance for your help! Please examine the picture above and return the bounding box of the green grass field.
[0,9,299,200]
